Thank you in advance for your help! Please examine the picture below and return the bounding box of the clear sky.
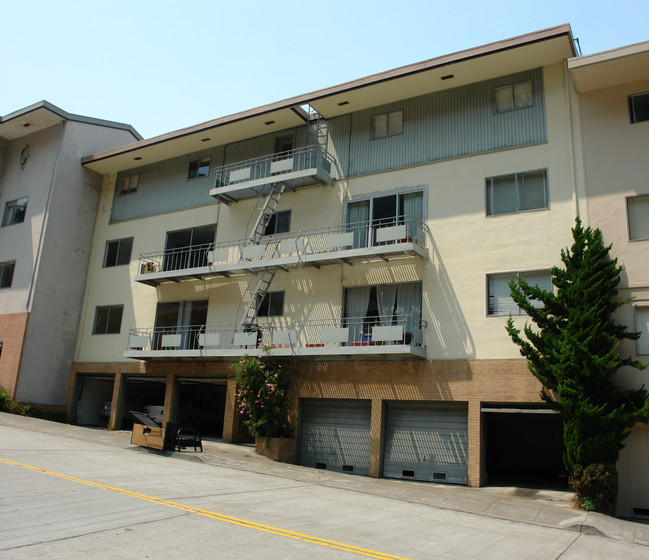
[2,0,648,139]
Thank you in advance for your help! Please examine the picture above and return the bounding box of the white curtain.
[345,286,371,342]
[402,191,423,242]
[395,283,422,342]
[376,285,397,326]
[347,201,369,248]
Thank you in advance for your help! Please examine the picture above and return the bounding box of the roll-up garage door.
[383,402,468,484]
[298,399,371,476]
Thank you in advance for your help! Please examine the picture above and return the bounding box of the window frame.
[103,237,134,267]
[257,291,284,317]
[629,92,649,124]
[263,210,291,235]
[493,80,534,113]
[187,156,211,180]
[485,169,549,216]
[486,269,553,317]
[626,194,649,241]
[118,173,139,196]
[92,305,124,335]
[370,110,403,140]
[2,197,28,227]
[635,306,649,355]
[0,261,15,289]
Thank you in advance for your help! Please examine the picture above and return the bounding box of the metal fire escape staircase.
[236,184,285,328]
[235,107,327,329]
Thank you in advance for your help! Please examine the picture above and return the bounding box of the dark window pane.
[116,238,133,265]
[94,307,110,333]
[106,306,123,334]
[0,262,14,288]
[105,241,119,267]
[630,93,649,124]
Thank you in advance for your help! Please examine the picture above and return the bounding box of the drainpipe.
[25,120,67,311]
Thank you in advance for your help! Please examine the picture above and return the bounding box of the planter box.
[255,437,296,463]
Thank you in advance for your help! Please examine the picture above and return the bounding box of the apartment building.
[0,101,141,407]
[568,42,649,518]
[70,25,582,489]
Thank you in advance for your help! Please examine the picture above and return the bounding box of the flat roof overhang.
[569,40,649,92]
[83,24,575,175]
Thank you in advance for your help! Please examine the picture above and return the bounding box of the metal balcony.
[124,313,427,360]
[135,216,430,286]
[210,145,335,203]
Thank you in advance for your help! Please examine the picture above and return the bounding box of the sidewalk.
[2,412,648,547]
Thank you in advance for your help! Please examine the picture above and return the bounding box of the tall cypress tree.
[505,218,648,509]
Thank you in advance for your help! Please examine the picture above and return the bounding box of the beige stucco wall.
[75,61,580,365]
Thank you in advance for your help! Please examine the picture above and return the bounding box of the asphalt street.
[1,413,648,559]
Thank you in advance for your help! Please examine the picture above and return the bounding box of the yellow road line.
[0,458,413,560]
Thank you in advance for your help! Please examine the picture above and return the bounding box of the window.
[487,270,552,316]
[486,170,548,215]
[153,300,208,350]
[163,224,216,271]
[119,173,139,195]
[346,190,424,248]
[635,307,649,355]
[258,292,284,317]
[371,110,403,139]
[264,211,291,235]
[343,282,422,342]
[187,156,211,179]
[629,92,649,124]
[627,195,649,241]
[2,197,28,226]
[103,237,134,267]
[494,81,533,113]
[93,305,124,334]
[0,261,14,288]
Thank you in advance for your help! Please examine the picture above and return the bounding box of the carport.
[482,404,566,487]
[174,377,227,437]
[74,374,115,427]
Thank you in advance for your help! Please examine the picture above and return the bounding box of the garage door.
[298,399,371,476]
[383,402,468,484]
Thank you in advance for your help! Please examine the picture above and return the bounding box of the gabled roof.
[0,100,142,142]
[83,24,575,174]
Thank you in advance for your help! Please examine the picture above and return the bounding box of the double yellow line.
[0,458,413,560]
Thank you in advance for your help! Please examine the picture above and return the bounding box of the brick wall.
[0,313,29,398]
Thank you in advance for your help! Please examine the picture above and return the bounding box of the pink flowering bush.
[231,344,292,443]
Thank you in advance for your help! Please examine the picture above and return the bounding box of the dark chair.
[175,427,203,452]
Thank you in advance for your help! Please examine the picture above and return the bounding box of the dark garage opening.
[121,378,166,429]
[175,380,227,437]
[75,375,115,427]
[484,408,567,488]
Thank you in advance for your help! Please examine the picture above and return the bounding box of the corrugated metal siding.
[298,399,371,476]
[223,127,307,165]
[111,147,223,222]
[333,68,545,178]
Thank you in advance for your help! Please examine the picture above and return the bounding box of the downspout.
[25,120,67,311]
[563,60,587,226]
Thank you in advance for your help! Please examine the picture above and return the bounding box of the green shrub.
[0,384,70,424]
[569,463,618,515]
[231,345,293,443]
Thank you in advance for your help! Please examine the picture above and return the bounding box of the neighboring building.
[0,101,141,407]
[568,42,649,518]
[71,24,580,490]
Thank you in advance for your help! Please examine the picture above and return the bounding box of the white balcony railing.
[125,313,427,360]
[136,215,429,285]
[210,145,335,203]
